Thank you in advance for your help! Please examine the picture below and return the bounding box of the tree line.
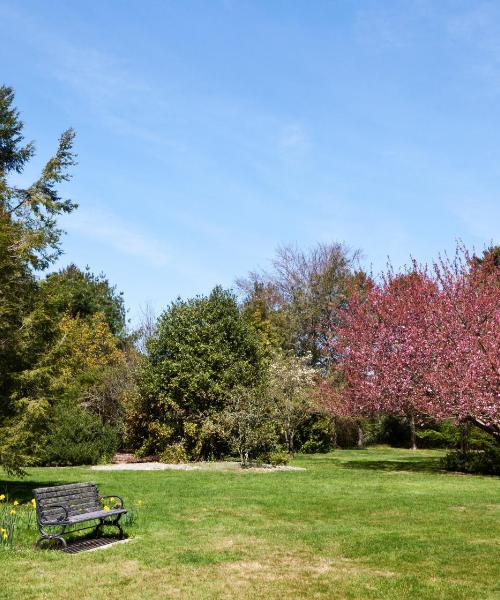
[1,86,498,475]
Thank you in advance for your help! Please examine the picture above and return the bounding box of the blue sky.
[1,1,498,324]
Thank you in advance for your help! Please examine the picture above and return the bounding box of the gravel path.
[92,461,305,472]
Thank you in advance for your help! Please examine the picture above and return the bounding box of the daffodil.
[110,497,115,502]
[2,532,7,541]
[0,494,5,501]
[13,500,19,506]
[10,509,16,516]
[136,500,144,506]
[31,499,36,508]
[103,505,110,511]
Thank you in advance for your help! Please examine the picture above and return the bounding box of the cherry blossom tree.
[424,247,499,440]
[327,268,438,449]
[325,245,500,446]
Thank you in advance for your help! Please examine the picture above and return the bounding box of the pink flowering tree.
[325,245,500,447]
[424,247,500,440]
[327,268,438,449]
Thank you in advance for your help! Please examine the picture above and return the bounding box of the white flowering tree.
[220,385,277,467]
[268,353,317,454]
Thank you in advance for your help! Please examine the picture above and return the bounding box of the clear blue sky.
[1,1,498,324]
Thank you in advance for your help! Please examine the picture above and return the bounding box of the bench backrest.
[33,482,101,522]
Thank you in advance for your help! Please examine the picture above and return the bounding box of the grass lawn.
[0,447,499,599]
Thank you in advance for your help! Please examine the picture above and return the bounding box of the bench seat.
[43,508,127,525]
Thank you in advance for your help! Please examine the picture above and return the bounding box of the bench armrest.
[39,504,69,523]
[99,495,124,509]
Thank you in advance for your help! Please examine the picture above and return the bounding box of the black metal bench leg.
[112,514,125,539]
[116,521,125,539]
[94,518,104,538]
[36,534,67,549]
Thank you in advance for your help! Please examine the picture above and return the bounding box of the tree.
[237,242,363,366]
[38,264,126,336]
[267,352,316,454]
[219,385,277,467]
[0,86,76,270]
[129,287,265,459]
[328,268,439,450]
[2,312,125,471]
[135,302,158,356]
[424,246,499,440]
[327,245,500,446]
[0,85,77,472]
[0,212,36,412]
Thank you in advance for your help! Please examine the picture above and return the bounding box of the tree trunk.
[409,413,417,450]
[460,420,470,454]
[240,449,249,468]
[331,423,338,449]
[466,416,500,442]
[288,431,295,456]
[357,424,364,448]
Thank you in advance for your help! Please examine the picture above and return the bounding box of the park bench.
[33,482,127,549]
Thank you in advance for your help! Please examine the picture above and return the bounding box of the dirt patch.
[92,461,305,472]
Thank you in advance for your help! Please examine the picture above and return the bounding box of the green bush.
[42,397,118,466]
[298,415,335,453]
[442,447,500,476]
[378,415,411,447]
[268,450,289,466]
[159,442,188,464]
[334,417,360,448]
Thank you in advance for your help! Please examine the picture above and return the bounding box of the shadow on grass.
[0,480,75,503]
[341,457,443,473]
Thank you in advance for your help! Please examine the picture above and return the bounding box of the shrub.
[268,450,289,466]
[298,415,335,453]
[378,415,411,447]
[333,417,360,448]
[442,447,500,475]
[41,397,118,466]
[159,442,188,464]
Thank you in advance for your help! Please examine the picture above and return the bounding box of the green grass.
[0,448,498,599]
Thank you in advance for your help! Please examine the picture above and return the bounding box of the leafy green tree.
[39,264,126,336]
[0,85,77,472]
[39,395,119,467]
[22,264,127,361]
[129,287,265,459]
[219,384,277,467]
[4,312,126,470]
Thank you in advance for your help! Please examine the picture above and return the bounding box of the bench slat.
[41,502,102,520]
[67,508,126,524]
[35,487,98,501]
[34,482,97,495]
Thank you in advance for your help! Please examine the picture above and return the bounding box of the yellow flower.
[0,528,5,534]
[31,499,36,508]
[13,500,19,506]
[136,500,144,506]
[0,495,5,501]
[110,497,115,502]
[2,532,7,541]
[103,506,110,511]
[10,509,16,516]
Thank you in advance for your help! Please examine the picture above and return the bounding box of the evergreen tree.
[0,85,77,472]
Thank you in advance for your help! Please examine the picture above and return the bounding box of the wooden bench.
[33,482,127,548]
